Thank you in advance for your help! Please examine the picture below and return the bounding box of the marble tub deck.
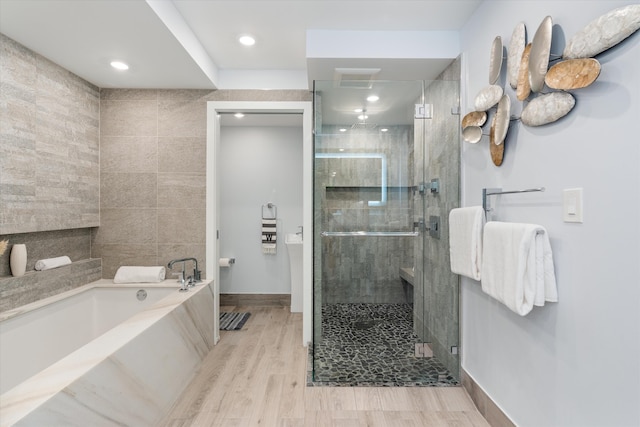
[0,279,216,427]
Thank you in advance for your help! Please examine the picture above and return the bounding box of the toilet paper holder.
[219,257,236,267]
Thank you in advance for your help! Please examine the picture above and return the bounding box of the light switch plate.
[563,188,583,223]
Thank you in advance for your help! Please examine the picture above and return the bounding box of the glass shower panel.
[313,80,427,384]
[419,78,461,380]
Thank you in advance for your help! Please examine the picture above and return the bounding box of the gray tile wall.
[1,34,311,308]
[95,89,312,279]
[0,34,101,311]
[0,33,100,234]
[315,126,415,304]
[0,258,102,313]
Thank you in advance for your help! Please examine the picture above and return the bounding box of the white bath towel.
[113,266,166,284]
[262,219,277,254]
[481,222,558,316]
[35,256,72,271]
[448,206,485,281]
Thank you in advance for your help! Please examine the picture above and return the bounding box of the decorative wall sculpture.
[545,58,602,90]
[463,4,640,166]
[521,92,576,127]
[507,22,526,89]
[529,16,553,93]
[474,85,503,111]
[489,36,503,84]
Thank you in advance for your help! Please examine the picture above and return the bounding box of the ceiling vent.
[334,68,381,89]
[351,122,377,130]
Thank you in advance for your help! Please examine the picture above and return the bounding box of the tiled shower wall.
[315,125,415,303]
[94,89,312,278]
[413,58,461,378]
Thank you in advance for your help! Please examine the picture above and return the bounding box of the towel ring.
[261,203,277,220]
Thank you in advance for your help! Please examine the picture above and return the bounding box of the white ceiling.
[0,0,482,91]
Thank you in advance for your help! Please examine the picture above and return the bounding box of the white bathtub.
[0,279,217,426]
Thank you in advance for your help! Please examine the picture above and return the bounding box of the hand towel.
[113,266,166,284]
[35,256,72,271]
[448,206,485,280]
[481,222,558,316]
[262,219,277,254]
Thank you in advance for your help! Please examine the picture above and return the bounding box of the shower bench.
[399,267,414,304]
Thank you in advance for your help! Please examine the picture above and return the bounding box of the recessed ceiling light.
[234,113,245,118]
[367,95,379,102]
[238,35,256,46]
[339,128,347,132]
[358,114,368,120]
[381,128,389,132]
[354,108,363,113]
[110,61,129,70]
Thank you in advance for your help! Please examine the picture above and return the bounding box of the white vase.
[10,244,27,277]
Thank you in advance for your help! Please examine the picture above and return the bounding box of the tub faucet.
[168,257,201,290]
[173,270,193,292]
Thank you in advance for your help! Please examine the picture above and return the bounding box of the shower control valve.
[413,217,441,239]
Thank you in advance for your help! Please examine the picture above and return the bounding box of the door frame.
[206,101,313,346]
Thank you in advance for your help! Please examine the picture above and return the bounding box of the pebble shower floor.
[308,303,458,386]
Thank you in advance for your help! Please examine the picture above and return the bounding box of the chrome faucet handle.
[174,271,191,292]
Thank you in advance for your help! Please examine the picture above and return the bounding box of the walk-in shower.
[311,69,461,385]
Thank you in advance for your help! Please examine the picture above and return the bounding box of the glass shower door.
[312,80,429,384]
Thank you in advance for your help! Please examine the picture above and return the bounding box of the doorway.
[206,101,313,345]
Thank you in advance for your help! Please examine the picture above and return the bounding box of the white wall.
[460,2,640,426]
[219,124,303,294]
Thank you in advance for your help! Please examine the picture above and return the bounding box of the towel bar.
[482,187,545,221]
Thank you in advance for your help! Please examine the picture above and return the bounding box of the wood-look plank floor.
[162,306,490,427]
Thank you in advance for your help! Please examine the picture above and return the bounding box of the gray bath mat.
[219,312,251,330]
